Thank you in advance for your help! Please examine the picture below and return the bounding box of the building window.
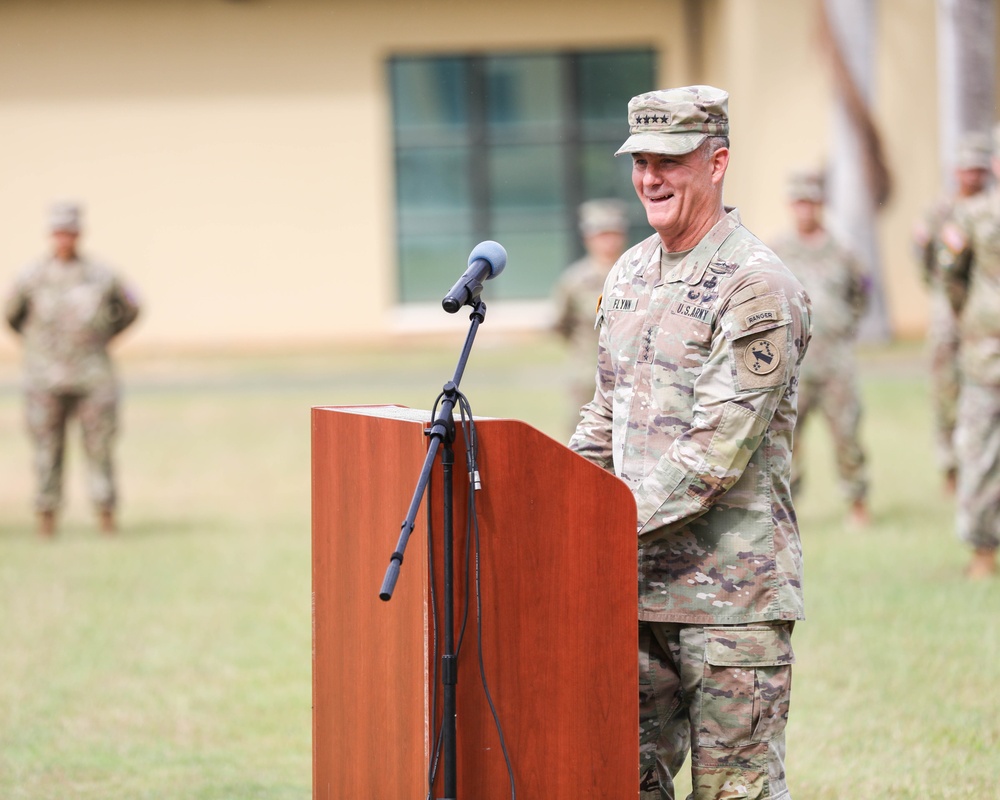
[389,49,656,304]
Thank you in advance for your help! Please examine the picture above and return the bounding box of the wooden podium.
[312,405,638,799]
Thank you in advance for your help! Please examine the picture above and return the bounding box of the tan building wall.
[0,0,989,354]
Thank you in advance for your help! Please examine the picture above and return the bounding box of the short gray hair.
[700,136,730,160]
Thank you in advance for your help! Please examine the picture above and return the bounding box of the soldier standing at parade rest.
[551,198,629,434]
[569,86,812,800]
[770,169,871,528]
[940,128,1000,580]
[911,133,992,495]
[5,201,140,537]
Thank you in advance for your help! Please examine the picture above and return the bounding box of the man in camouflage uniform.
[939,130,1000,580]
[552,198,629,434]
[770,169,871,527]
[569,86,811,800]
[5,201,140,537]
[912,134,992,494]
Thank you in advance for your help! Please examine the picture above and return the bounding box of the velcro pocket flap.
[705,626,795,668]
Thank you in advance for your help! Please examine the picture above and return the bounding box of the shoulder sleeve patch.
[722,291,793,391]
[733,325,790,391]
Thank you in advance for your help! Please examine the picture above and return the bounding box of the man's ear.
[711,147,730,186]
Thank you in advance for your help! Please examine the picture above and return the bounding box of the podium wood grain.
[312,405,638,799]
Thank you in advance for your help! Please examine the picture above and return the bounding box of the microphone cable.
[424,389,516,800]
[457,393,516,800]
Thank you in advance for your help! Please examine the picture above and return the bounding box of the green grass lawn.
[0,336,996,799]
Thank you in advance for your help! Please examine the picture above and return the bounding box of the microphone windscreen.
[468,240,507,277]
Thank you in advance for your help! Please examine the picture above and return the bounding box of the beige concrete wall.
[0,0,681,355]
[713,0,832,235]
[0,0,382,353]
[0,0,982,353]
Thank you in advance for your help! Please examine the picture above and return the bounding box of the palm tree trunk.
[937,0,996,185]
[822,0,891,341]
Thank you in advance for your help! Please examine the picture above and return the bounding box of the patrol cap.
[955,131,992,170]
[579,198,628,236]
[615,85,729,157]
[48,200,82,233]
[786,168,825,203]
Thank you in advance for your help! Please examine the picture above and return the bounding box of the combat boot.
[37,510,56,538]
[98,508,116,536]
[966,547,997,580]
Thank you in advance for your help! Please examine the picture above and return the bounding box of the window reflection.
[390,50,655,304]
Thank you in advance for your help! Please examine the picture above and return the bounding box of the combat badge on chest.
[672,273,721,325]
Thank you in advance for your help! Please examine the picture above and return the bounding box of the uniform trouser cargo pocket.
[697,623,795,749]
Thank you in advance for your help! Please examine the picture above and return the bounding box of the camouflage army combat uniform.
[941,185,1000,572]
[552,199,629,434]
[5,250,140,518]
[912,134,992,482]
[770,226,869,506]
[570,86,811,800]
[552,253,609,407]
[915,196,963,476]
[571,209,811,798]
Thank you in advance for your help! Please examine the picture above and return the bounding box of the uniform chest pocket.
[649,308,714,411]
[723,294,792,392]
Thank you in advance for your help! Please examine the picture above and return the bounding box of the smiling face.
[630,142,729,252]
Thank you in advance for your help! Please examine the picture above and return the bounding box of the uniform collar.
[659,207,741,286]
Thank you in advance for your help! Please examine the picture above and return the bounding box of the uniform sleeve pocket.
[722,294,793,392]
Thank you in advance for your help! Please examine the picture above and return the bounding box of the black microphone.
[441,241,507,313]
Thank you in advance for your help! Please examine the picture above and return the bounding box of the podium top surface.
[312,404,497,423]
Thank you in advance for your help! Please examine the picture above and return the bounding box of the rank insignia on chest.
[744,338,780,375]
[671,301,714,324]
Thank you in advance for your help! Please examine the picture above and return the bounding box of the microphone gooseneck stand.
[379,298,487,800]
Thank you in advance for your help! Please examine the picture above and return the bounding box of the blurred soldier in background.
[939,128,1000,580]
[912,133,992,495]
[551,198,629,434]
[770,168,871,527]
[5,201,140,537]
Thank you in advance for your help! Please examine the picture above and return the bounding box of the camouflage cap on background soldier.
[955,132,992,171]
[48,200,82,233]
[578,198,629,236]
[787,168,825,203]
[615,85,729,157]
